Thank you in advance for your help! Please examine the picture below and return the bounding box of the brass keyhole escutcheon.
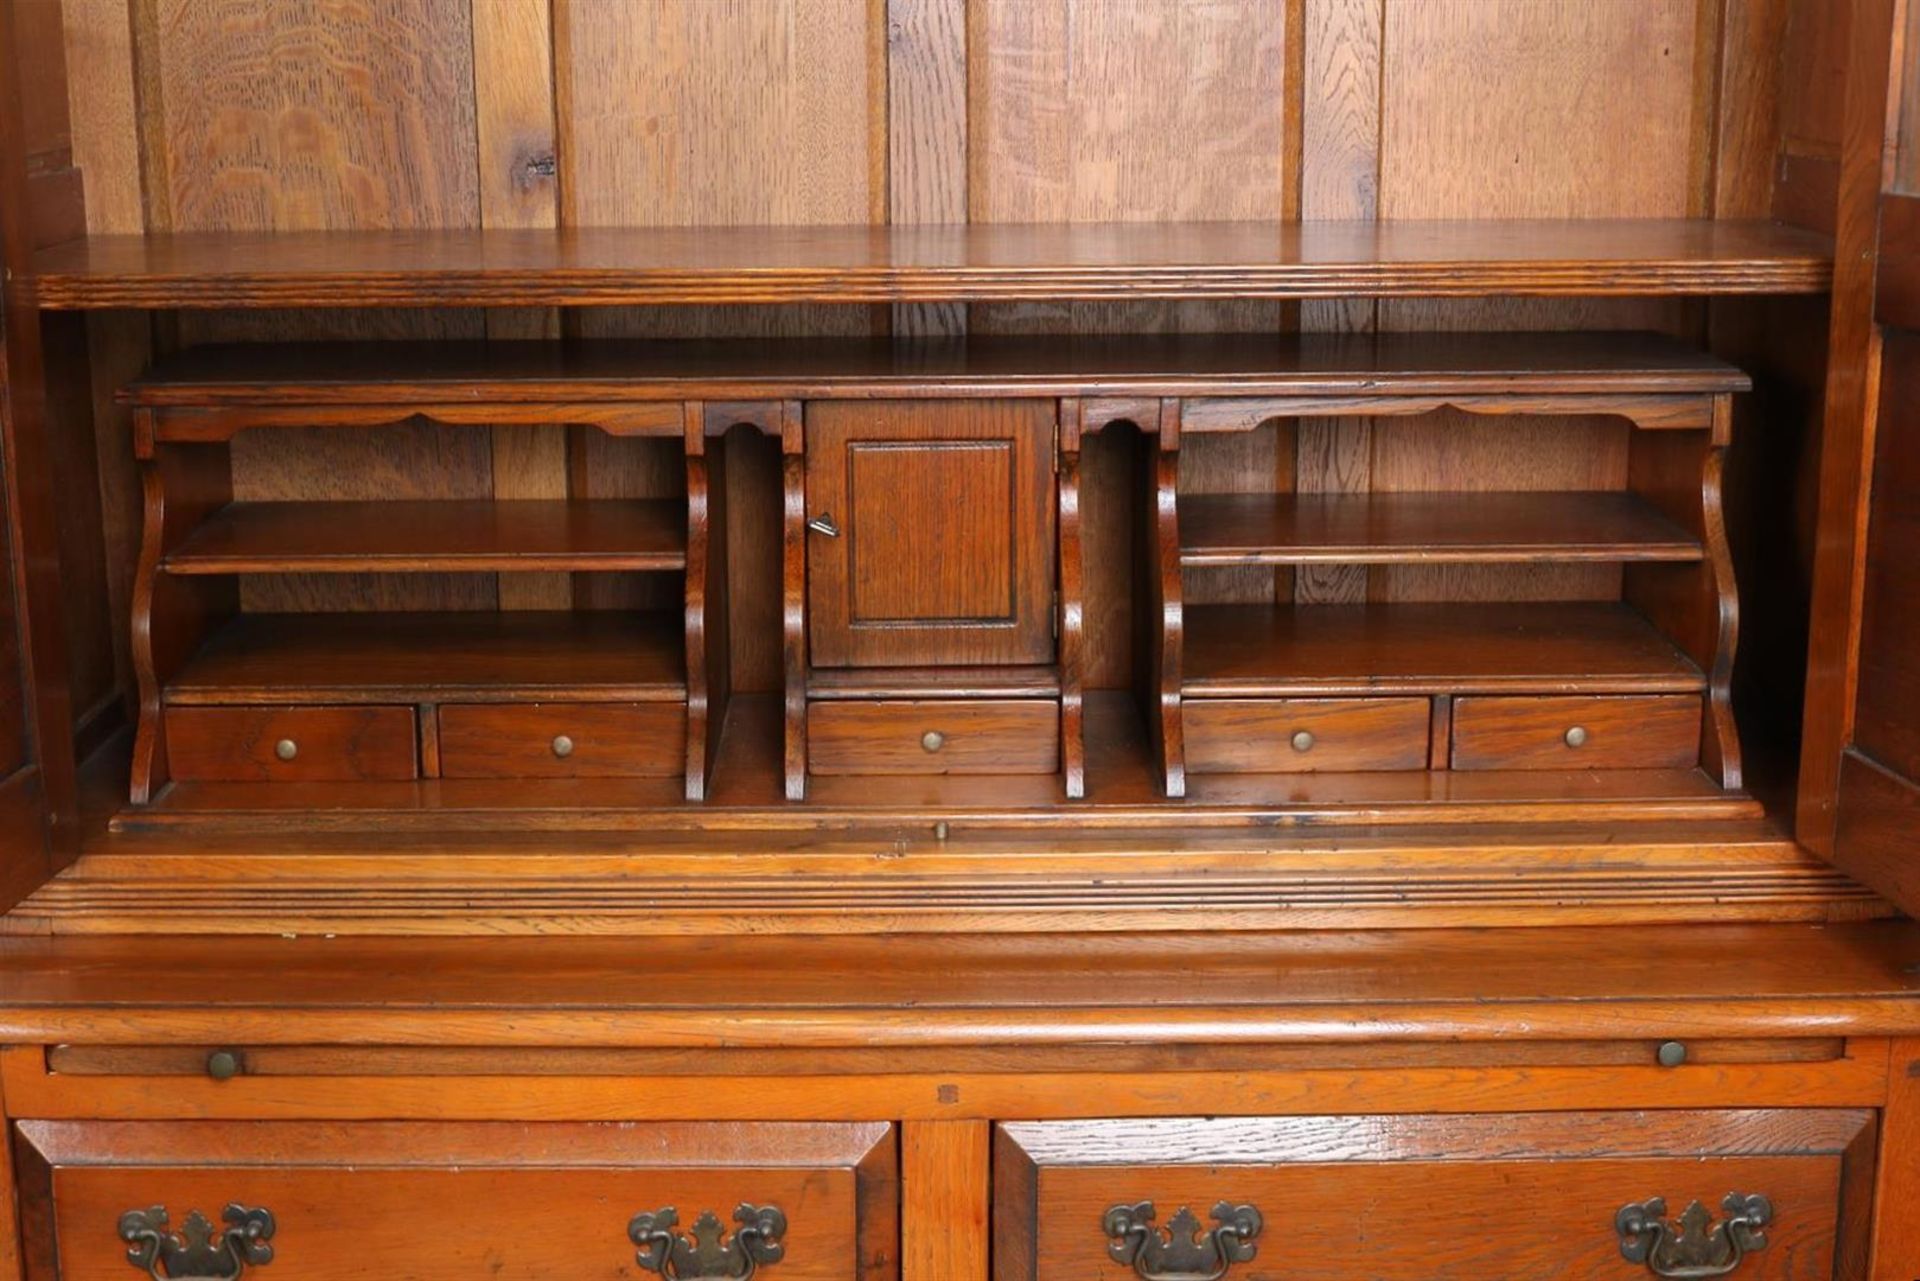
[1565,725,1590,748]
[922,730,946,752]
[552,735,575,759]
[273,739,297,762]
[1290,730,1315,753]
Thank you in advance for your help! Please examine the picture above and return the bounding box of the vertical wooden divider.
[683,402,724,802]
[1057,400,1087,799]
[902,1119,990,1281]
[781,402,809,801]
[1139,400,1186,798]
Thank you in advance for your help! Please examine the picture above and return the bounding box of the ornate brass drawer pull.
[1616,1193,1773,1277]
[630,1203,788,1279]
[118,1204,275,1279]
[1103,1201,1262,1281]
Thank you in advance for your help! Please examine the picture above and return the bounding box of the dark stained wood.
[1183,602,1707,697]
[437,703,685,779]
[684,422,728,802]
[805,399,1055,668]
[994,1111,1870,1281]
[1179,491,1704,565]
[162,500,687,574]
[808,666,1060,699]
[30,221,1834,308]
[807,700,1059,776]
[1137,418,1185,797]
[13,1120,896,1281]
[118,332,1753,403]
[165,611,685,706]
[165,706,419,784]
[1184,698,1431,774]
[1450,696,1703,772]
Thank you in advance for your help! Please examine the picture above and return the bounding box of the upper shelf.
[33,220,1833,310]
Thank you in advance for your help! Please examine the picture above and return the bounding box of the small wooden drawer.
[436,702,685,778]
[1183,697,1430,772]
[164,705,418,782]
[1451,694,1701,770]
[808,699,1059,774]
[15,1119,898,1281]
[995,1110,1870,1280]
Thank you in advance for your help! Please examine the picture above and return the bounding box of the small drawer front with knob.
[435,703,686,778]
[1449,695,1702,771]
[994,1110,1868,1280]
[1182,698,1430,773]
[807,699,1060,775]
[164,706,419,783]
[14,1119,898,1280]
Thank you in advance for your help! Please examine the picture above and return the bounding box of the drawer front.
[995,1111,1869,1281]
[1451,694,1701,770]
[809,699,1059,774]
[1183,697,1430,772]
[165,705,418,782]
[437,702,685,778]
[17,1120,896,1281]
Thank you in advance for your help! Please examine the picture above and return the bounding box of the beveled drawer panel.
[1451,694,1701,770]
[994,1111,1870,1281]
[165,705,418,782]
[808,699,1059,774]
[436,702,685,778]
[16,1120,897,1281]
[1183,697,1430,772]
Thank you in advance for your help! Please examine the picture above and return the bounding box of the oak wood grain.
[436,703,685,780]
[1184,698,1431,774]
[165,706,418,783]
[1450,695,1703,772]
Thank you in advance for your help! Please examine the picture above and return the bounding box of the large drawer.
[808,699,1060,774]
[994,1111,1871,1280]
[1183,697,1430,772]
[164,705,418,782]
[15,1120,896,1280]
[436,702,685,778]
[1450,694,1702,770]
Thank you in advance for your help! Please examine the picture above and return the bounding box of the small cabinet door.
[805,399,1056,667]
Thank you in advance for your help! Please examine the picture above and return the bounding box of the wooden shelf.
[1182,602,1706,697]
[36,220,1832,310]
[166,610,686,705]
[120,331,1751,403]
[1179,492,1704,566]
[163,500,687,575]
[807,666,1062,699]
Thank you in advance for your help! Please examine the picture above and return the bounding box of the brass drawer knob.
[631,1203,787,1278]
[1656,1040,1688,1068]
[551,734,575,759]
[921,730,946,752]
[1564,725,1590,748]
[1616,1193,1772,1276]
[119,1204,276,1278]
[272,739,297,762]
[1290,730,1315,753]
[205,1049,243,1081]
[1104,1201,1262,1279]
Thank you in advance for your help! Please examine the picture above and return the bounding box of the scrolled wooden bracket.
[118,1204,276,1279]
[629,1203,788,1279]
[1103,1200,1262,1280]
[1615,1193,1773,1277]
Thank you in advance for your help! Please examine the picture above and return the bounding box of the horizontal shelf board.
[1179,492,1704,566]
[163,500,686,574]
[121,331,1750,403]
[37,220,1832,310]
[1182,602,1706,697]
[807,665,1062,699]
[166,610,686,704]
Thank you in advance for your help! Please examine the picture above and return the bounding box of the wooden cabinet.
[803,400,1057,670]
[12,1120,898,1280]
[994,1111,1874,1281]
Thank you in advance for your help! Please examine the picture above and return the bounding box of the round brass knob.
[921,730,946,752]
[1656,1040,1688,1068]
[206,1049,243,1081]
[273,739,297,761]
[551,735,575,759]
[1564,725,1589,748]
[1291,730,1315,753]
